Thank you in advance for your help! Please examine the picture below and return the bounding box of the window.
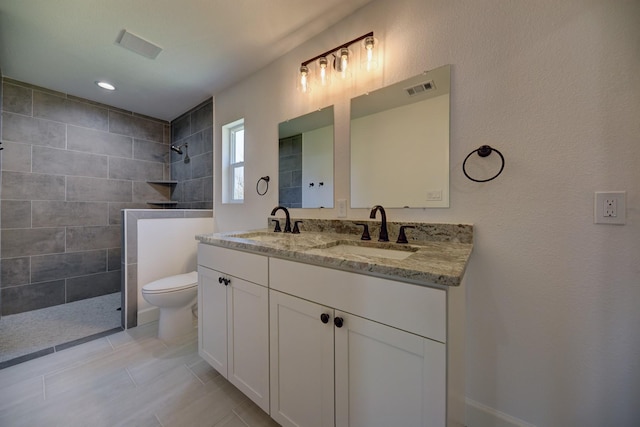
[222,119,245,203]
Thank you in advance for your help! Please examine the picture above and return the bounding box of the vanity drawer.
[269,258,446,342]
[198,244,268,286]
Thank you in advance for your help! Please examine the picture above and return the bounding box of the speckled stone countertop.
[196,219,473,287]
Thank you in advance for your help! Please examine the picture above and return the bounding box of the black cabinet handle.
[218,277,230,286]
[218,277,223,284]
[320,313,330,324]
[334,317,344,328]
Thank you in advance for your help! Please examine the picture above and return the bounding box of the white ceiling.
[0,0,373,121]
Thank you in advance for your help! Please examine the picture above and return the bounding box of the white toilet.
[141,271,198,342]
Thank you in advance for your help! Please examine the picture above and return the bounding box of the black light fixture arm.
[301,32,374,67]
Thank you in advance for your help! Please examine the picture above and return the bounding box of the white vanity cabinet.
[197,244,270,413]
[269,290,335,427]
[269,258,463,427]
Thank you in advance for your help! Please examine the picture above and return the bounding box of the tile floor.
[0,322,280,427]
[0,293,122,365]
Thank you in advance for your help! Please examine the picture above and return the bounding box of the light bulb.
[337,47,350,79]
[317,57,330,87]
[299,65,310,93]
[361,36,378,71]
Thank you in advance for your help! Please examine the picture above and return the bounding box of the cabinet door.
[227,277,270,413]
[270,291,335,427]
[334,312,446,427]
[197,265,228,374]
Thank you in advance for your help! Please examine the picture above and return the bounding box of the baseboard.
[137,307,159,325]
[465,398,536,427]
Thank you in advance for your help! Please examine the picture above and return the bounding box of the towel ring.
[462,145,505,182]
[256,176,270,196]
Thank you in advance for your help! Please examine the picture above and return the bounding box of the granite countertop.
[196,220,473,287]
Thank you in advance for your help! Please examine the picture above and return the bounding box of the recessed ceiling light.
[96,81,116,91]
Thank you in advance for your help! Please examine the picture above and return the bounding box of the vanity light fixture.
[298,31,378,93]
[96,81,116,91]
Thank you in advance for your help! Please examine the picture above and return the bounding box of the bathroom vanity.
[196,219,472,427]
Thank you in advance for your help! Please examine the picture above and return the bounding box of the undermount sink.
[229,232,286,242]
[309,241,417,261]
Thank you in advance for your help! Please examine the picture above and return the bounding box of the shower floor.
[0,293,122,368]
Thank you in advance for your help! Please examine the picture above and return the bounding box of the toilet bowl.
[141,271,198,342]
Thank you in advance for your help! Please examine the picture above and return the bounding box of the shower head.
[170,145,183,155]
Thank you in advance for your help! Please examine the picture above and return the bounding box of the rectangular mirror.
[278,106,334,208]
[350,65,450,208]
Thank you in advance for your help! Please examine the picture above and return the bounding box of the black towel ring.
[256,176,270,196]
[462,145,505,182]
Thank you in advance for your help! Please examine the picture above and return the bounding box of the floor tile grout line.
[42,375,47,401]
[184,362,206,385]
[154,413,165,427]
[125,367,139,387]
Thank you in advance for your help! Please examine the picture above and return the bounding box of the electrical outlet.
[426,190,442,201]
[337,199,347,218]
[604,198,617,217]
[594,191,626,225]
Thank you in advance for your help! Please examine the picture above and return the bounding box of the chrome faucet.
[270,206,292,233]
[369,205,389,242]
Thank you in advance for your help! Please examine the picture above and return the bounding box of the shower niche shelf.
[146,201,178,207]
[146,180,178,185]
[145,181,178,207]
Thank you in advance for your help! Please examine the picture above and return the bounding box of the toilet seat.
[142,271,198,294]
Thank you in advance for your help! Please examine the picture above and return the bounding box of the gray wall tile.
[66,226,121,251]
[67,125,133,158]
[171,114,191,142]
[32,146,108,178]
[133,139,168,163]
[1,228,65,258]
[126,263,137,328]
[109,157,163,181]
[1,200,32,229]
[109,111,164,142]
[191,100,213,134]
[184,179,204,202]
[108,248,121,271]
[33,91,109,131]
[1,281,65,315]
[66,177,132,202]
[1,172,66,201]
[32,201,108,227]
[0,142,32,172]
[2,112,66,147]
[133,181,171,203]
[1,257,31,288]
[107,202,148,225]
[192,152,213,179]
[66,270,121,302]
[2,82,32,115]
[31,250,107,283]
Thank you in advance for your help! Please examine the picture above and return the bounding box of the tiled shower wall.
[0,78,172,316]
[278,134,302,208]
[170,98,213,209]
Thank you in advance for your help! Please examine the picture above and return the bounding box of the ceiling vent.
[116,30,162,59]
[405,80,435,96]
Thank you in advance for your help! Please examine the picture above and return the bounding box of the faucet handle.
[354,223,371,240]
[396,225,416,244]
[292,221,303,234]
[272,219,281,232]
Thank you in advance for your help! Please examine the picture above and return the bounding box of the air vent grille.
[405,80,435,96]
[116,30,162,59]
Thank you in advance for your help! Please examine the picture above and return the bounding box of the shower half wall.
[0,77,172,317]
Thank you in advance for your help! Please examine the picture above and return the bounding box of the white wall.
[213,0,640,426]
[137,217,213,323]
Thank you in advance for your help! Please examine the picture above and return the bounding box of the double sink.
[228,231,418,261]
